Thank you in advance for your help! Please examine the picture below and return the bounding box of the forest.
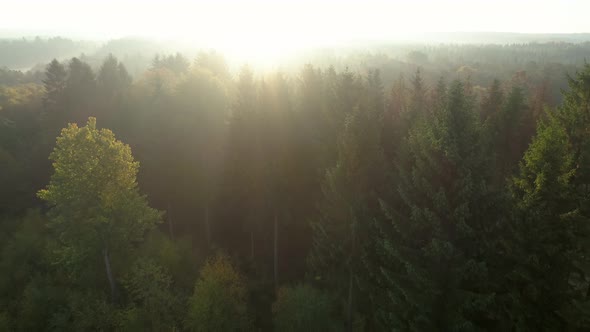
[0,39,590,331]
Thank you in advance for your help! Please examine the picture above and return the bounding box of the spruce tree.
[310,95,387,330]
[509,64,590,330]
[382,74,409,162]
[494,86,530,178]
[376,81,502,330]
[367,69,385,114]
[64,57,96,124]
[409,68,426,117]
[428,77,447,113]
[42,59,67,111]
[480,79,503,122]
[224,65,266,261]
[97,54,131,100]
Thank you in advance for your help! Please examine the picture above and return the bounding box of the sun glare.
[154,1,334,69]
[3,0,587,68]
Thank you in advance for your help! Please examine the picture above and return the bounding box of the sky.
[1,0,588,59]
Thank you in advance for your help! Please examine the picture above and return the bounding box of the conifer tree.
[310,97,387,330]
[480,79,504,122]
[367,69,385,114]
[171,67,229,248]
[42,59,67,111]
[382,74,409,162]
[409,68,426,116]
[509,64,590,330]
[376,81,502,330]
[494,86,530,178]
[64,57,96,124]
[224,65,266,260]
[386,74,408,125]
[97,54,131,100]
[428,77,447,113]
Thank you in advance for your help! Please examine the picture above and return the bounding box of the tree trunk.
[274,212,279,293]
[347,266,354,332]
[205,205,211,250]
[103,247,116,302]
[167,202,175,240]
[250,231,254,260]
[348,212,356,332]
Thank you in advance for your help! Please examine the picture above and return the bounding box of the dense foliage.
[0,42,589,330]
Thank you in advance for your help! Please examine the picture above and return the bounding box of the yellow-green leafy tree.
[186,253,250,331]
[38,117,161,301]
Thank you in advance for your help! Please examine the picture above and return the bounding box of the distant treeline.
[0,37,96,69]
[2,35,590,83]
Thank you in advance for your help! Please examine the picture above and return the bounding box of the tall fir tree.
[480,79,504,122]
[382,74,409,162]
[494,86,530,179]
[97,54,132,101]
[310,91,387,330]
[223,65,267,261]
[376,80,504,330]
[64,57,96,124]
[42,59,67,111]
[409,68,427,117]
[509,64,590,330]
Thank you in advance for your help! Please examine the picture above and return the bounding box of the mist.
[2,1,590,331]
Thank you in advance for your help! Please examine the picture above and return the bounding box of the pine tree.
[171,67,229,248]
[509,64,590,329]
[97,54,131,100]
[310,96,387,330]
[297,64,326,168]
[382,74,409,162]
[494,86,530,178]
[42,59,67,110]
[336,69,362,115]
[224,65,266,261]
[409,68,426,116]
[376,81,502,330]
[386,74,408,125]
[323,69,366,170]
[428,77,447,113]
[64,57,96,124]
[260,71,296,289]
[480,79,503,122]
[367,69,385,114]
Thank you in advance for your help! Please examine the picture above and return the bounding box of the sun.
[211,34,306,70]
[138,1,331,70]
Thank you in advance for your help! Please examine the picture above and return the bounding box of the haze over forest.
[1,0,590,331]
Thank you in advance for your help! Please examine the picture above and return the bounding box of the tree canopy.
[0,45,589,331]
